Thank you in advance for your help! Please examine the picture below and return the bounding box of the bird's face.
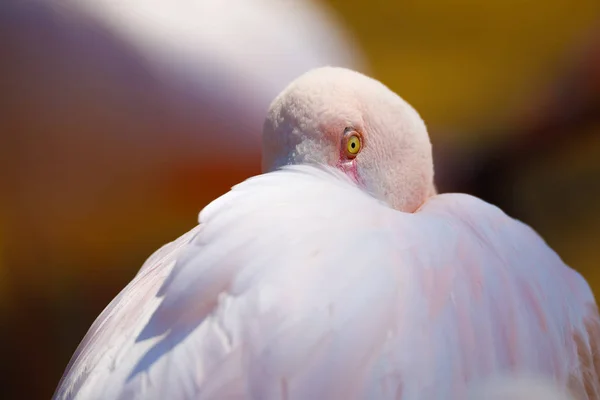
[262,67,435,212]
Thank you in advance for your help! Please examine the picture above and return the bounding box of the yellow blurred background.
[1,0,600,398]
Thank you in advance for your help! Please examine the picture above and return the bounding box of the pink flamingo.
[55,67,599,400]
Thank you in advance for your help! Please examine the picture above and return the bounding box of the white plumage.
[56,166,597,399]
[55,67,599,399]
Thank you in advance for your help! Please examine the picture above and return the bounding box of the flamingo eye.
[344,130,362,158]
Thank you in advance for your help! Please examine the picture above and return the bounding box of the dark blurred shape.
[434,25,600,221]
[0,0,364,398]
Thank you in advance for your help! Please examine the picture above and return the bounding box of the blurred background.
[1,0,599,398]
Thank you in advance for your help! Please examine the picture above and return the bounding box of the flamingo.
[54,67,600,400]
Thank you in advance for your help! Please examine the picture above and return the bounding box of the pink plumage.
[54,67,600,400]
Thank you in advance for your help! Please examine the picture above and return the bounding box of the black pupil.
[351,142,356,148]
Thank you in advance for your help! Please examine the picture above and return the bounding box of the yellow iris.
[346,135,361,155]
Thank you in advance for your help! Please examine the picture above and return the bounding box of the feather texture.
[55,164,599,400]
